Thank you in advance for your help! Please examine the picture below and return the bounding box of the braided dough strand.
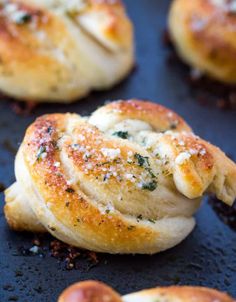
[4,100,236,254]
[58,280,235,302]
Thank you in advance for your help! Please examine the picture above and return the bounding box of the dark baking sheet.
[0,1,236,301]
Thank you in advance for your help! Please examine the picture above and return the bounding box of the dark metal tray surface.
[0,1,235,301]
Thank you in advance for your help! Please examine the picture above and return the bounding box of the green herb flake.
[14,12,32,25]
[105,209,110,214]
[103,174,109,182]
[162,169,171,176]
[46,126,53,134]
[65,187,75,193]
[48,226,56,231]
[127,225,135,231]
[135,154,157,181]
[52,140,59,150]
[148,218,156,223]
[141,180,157,192]
[146,167,156,179]
[56,172,63,177]
[36,145,46,161]
[170,120,178,130]
[71,143,80,150]
[134,153,150,167]
[96,161,110,167]
[112,131,129,139]
[137,214,143,221]
[84,154,91,160]
[66,9,79,18]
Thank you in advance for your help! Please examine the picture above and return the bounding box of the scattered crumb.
[3,284,15,292]
[17,235,99,271]
[10,100,37,115]
[14,270,23,277]
[50,239,99,270]
[29,245,39,254]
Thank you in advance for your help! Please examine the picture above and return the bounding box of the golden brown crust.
[169,0,236,84]
[58,281,122,302]
[22,113,160,252]
[0,0,133,102]
[0,0,131,50]
[4,100,236,254]
[94,99,192,132]
[124,285,235,301]
[57,281,235,302]
[85,0,132,46]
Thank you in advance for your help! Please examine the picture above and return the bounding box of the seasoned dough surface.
[58,280,236,302]
[169,0,236,84]
[5,100,236,254]
[0,0,133,102]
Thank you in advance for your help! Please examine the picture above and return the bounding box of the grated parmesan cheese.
[65,0,87,13]
[40,152,47,159]
[199,149,207,156]
[54,161,60,167]
[29,246,39,254]
[78,134,85,141]
[101,148,121,159]
[175,152,191,165]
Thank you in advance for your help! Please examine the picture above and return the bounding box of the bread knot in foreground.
[0,0,133,102]
[58,280,235,302]
[4,100,236,254]
[169,0,236,84]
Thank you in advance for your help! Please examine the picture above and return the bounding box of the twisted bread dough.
[5,100,236,254]
[0,0,133,102]
[169,0,236,84]
[58,280,235,302]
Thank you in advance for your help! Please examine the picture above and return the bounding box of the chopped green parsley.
[14,11,32,24]
[65,187,75,193]
[148,218,156,223]
[127,225,136,231]
[134,153,150,167]
[135,153,157,179]
[170,121,178,130]
[112,131,129,139]
[46,126,53,134]
[137,214,143,221]
[48,226,56,231]
[36,145,46,161]
[141,180,157,192]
